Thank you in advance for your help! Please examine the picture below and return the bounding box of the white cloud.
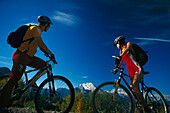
[0,61,12,66]
[53,11,78,26]
[134,37,170,42]
[81,76,88,79]
[0,56,11,60]
[134,37,170,46]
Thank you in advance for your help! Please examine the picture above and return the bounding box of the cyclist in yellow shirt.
[0,16,57,109]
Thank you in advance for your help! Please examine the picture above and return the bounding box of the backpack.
[7,24,34,48]
[132,43,148,66]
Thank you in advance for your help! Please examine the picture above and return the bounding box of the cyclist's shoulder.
[29,25,42,37]
[126,42,132,46]
[30,25,40,31]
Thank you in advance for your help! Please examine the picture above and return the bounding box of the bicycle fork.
[47,70,57,98]
[113,80,120,100]
[112,69,123,101]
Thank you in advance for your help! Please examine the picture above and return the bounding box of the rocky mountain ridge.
[0,67,11,76]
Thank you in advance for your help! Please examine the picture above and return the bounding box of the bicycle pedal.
[13,88,23,95]
[10,93,21,101]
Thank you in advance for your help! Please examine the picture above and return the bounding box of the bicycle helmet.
[38,16,53,25]
[114,35,125,46]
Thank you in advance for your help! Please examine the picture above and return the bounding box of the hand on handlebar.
[113,68,118,74]
[40,48,58,64]
[50,54,58,64]
[115,56,122,68]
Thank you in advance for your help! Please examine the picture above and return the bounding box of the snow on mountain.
[164,95,170,101]
[75,83,96,93]
[110,89,128,96]
[78,83,96,91]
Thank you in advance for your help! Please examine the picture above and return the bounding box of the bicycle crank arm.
[10,88,23,101]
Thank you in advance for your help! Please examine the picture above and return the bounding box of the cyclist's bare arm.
[35,37,53,55]
[120,42,132,57]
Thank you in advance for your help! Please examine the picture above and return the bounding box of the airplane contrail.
[134,38,170,42]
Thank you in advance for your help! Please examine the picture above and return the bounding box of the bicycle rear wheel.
[35,76,75,113]
[144,87,169,113]
[92,81,134,113]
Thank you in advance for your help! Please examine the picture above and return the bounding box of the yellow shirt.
[18,25,42,57]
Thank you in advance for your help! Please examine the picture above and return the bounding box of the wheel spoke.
[92,82,134,113]
[35,76,75,113]
[145,87,169,113]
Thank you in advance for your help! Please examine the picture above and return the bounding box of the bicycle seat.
[144,72,150,75]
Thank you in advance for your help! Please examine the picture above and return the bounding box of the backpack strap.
[22,37,34,44]
[21,24,34,44]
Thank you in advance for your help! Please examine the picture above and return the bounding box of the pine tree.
[86,92,94,113]
[76,94,86,113]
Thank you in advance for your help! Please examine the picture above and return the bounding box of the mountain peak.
[78,82,96,91]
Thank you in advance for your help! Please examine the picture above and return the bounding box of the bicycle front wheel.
[144,87,169,113]
[35,76,75,113]
[92,81,134,113]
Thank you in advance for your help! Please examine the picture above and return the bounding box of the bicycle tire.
[0,75,10,81]
[0,75,10,88]
[92,81,135,113]
[0,75,12,107]
[35,75,75,113]
[0,75,19,91]
[144,87,169,113]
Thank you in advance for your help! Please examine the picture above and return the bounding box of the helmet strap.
[44,24,50,32]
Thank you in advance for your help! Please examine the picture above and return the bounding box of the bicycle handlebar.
[40,48,57,64]
[112,55,117,58]
[112,55,121,60]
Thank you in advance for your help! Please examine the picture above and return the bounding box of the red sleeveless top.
[121,44,140,78]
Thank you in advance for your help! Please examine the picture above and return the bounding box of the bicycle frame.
[23,67,48,93]
[113,67,148,104]
[12,60,55,99]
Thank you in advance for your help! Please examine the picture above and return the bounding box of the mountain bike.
[92,56,169,113]
[0,50,75,113]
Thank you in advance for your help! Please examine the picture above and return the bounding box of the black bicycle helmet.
[38,15,53,25]
[114,35,125,46]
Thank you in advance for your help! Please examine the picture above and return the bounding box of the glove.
[115,56,122,68]
[113,68,118,74]
[117,56,122,60]
[50,54,57,64]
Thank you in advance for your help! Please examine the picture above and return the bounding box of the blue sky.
[0,0,170,95]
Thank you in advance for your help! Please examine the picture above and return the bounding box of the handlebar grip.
[112,56,120,59]
[112,56,117,58]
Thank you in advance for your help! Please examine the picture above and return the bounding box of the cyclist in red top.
[0,16,57,110]
[113,36,150,112]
